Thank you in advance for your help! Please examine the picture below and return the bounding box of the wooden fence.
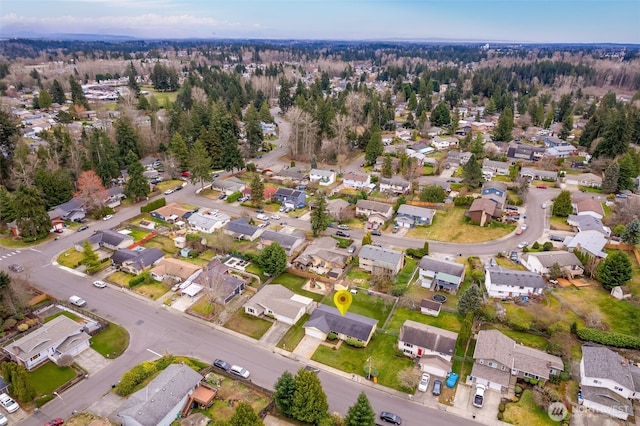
[604,243,640,265]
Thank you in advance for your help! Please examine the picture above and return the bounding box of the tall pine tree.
[14,185,52,242]
[345,392,376,426]
[124,151,149,201]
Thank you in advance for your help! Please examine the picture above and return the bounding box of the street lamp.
[366,357,372,380]
[53,391,63,401]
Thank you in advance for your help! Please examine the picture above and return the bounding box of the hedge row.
[141,197,166,213]
[226,191,242,203]
[577,327,640,349]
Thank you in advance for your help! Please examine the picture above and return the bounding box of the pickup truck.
[473,384,486,408]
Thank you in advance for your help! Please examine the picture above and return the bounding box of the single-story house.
[580,345,640,420]
[342,172,371,189]
[151,203,191,223]
[293,237,350,279]
[564,230,608,259]
[275,168,307,183]
[566,215,611,236]
[573,197,605,220]
[507,145,545,162]
[395,204,435,228]
[418,256,466,293]
[224,218,262,241]
[522,251,584,278]
[304,304,378,346]
[211,177,246,196]
[466,198,500,227]
[327,198,351,220]
[519,167,558,181]
[118,364,203,426]
[75,229,134,252]
[355,199,394,222]
[484,266,546,298]
[191,259,245,304]
[446,151,472,166]
[565,172,602,188]
[272,188,306,208]
[244,284,314,325]
[472,329,563,393]
[187,211,230,234]
[420,299,442,317]
[358,245,404,275]
[545,144,577,158]
[379,177,411,195]
[2,315,91,371]
[481,181,507,210]
[398,320,457,377]
[49,197,86,223]
[112,247,165,275]
[309,169,336,186]
[260,230,306,256]
[150,258,202,283]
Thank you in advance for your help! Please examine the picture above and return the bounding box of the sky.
[1,0,639,44]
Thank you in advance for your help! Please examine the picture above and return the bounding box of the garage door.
[421,364,446,378]
[305,328,325,340]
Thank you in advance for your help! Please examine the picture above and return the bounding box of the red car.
[44,419,64,426]
[536,185,547,189]
[181,171,190,177]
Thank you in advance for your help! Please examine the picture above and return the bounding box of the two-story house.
[522,251,584,278]
[418,256,466,293]
[484,266,546,298]
[472,329,563,393]
[481,181,507,210]
[431,136,458,151]
[565,230,608,259]
[355,200,394,224]
[112,247,165,275]
[342,172,371,189]
[572,197,605,220]
[482,158,510,177]
[379,177,411,195]
[358,245,404,275]
[309,169,336,186]
[398,320,458,378]
[580,345,640,420]
[395,204,435,228]
[272,188,306,208]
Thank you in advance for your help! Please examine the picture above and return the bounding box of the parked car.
[304,365,320,374]
[418,372,430,392]
[258,223,269,228]
[371,229,381,236]
[541,202,547,209]
[174,185,183,191]
[379,412,402,425]
[77,225,89,232]
[0,393,20,413]
[44,419,64,426]
[271,214,281,220]
[102,214,114,221]
[392,226,399,234]
[521,223,528,231]
[181,171,190,177]
[69,295,86,307]
[549,235,564,242]
[536,185,547,189]
[213,359,231,371]
[517,241,529,249]
[615,193,628,199]
[8,264,24,272]
[347,245,357,254]
[230,365,250,379]
[93,280,107,288]
[336,230,350,238]
[257,214,269,221]
[164,188,175,195]
[337,224,350,230]
[432,379,442,396]
[0,413,7,426]
[473,384,486,408]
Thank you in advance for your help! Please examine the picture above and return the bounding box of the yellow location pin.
[334,290,353,316]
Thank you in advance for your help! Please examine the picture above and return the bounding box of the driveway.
[453,383,502,424]
[74,347,114,376]
[292,335,322,358]
[260,321,291,346]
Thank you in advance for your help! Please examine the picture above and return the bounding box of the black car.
[218,193,227,200]
[371,229,381,236]
[432,379,442,396]
[336,230,350,238]
[213,359,231,371]
[174,185,183,191]
[77,225,89,232]
[549,235,565,242]
[380,412,402,425]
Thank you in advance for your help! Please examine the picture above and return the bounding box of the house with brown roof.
[151,203,191,223]
[293,237,350,279]
[466,198,500,226]
[572,197,605,220]
[191,259,246,304]
[150,258,202,283]
[472,329,563,393]
[398,320,457,377]
[355,200,394,222]
[342,172,371,189]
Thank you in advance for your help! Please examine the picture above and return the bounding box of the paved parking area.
[260,321,291,346]
[292,335,322,358]
[75,347,114,376]
[454,383,502,424]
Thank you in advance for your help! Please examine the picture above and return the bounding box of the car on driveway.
[473,383,486,408]
[93,280,107,288]
[0,413,7,426]
[549,235,564,242]
[337,224,350,230]
[392,226,399,234]
[379,412,402,425]
[432,379,442,396]
[271,214,281,220]
[418,372,430,392]
[336,230,350,238]
[213,359,231,371]
[256,214,269,221]
[8,264,24,272]
[0,393,19,413]
[230,365,250,379]
[44,419,64,426]
[371,229,382,236]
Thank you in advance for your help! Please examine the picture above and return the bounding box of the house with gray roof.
[75,229,134,252]
[113,247,165,275]
[566,215,610,236]
[355,200,393,221]
[187,212,230,234]
[398,320,457,378]
[192,259,245,304]
[309,169,336,186]
[224,218,262,241]
[446,151,472,166]
[482,158,510,176]
[275,169,307,183]
[327,198,351,220]
[379,177,411,195]
[472,329,563,393]
[118,364,203,426]
[260,230,306,256]
[395,204,435,228]
[580,345,640,420]
[211,177,246,196]
[418,256,466,293]
[304,304,378,346]
[522,251,584,277]
[272,188,306,207]
[358,245,404,275]
[244,284,315,325]
[519,167,558,181]
[293,237,350,279]
[564,230,608,259]
[481,181,508,210]
[2,315,91,371]
[484,266,546,298]
[49,197,86,223]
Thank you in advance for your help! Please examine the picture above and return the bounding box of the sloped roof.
[567,214,608,235]
[574,198,605,217]
[399,320,457,356]
[581,345,636,390]
[418,256,465,277]
[482,181,507,193]
[150,258,201,281]
[244,284,313,319]
[486,267,545,289]
[78,229,133,248]
[188,212,229,229]
[397,204,435,219]
[261,230,305,250]
[274,188,305,198]
[355,199,392,214]
[468,198,498,215]
[359,245,403,268]
[565,230,608,257]
[524,251,582,268]
[118,364,203,426]
[343,172,369,182]
[225,218,260,237]
[5,316,87,361]
[304,304,377,341]
[120,248,165,271]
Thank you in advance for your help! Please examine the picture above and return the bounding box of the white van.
[69,295,86,307]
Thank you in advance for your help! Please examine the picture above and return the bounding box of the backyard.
[196,371,270,422]
[405,208,516,243]
[270,272,324,302]
[224,310,273,340]
[385,307,463,334]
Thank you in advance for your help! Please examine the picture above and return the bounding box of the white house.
[484,267,546,298]
[431,136,458,151]
[580,345,640,420]
[187,212,230,233]
[398,320,457,377]
[342,172,371,189]
[379,177,411,195]
[309,169,336,186]
[522,251,584,277]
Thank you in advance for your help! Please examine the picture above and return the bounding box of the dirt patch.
[64,413,115,426]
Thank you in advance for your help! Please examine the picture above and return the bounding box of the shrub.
[542,242,553,251]
[532,241,540,250]
[391,285,406,296]
[497,412,504,420]
[498,403,505,412]
[2,318,17,331]
[515,385,523,394]
[226,191,242,203]
[17,323,29,332]
[577,327,640,349]
[140,197,167,213]
[327,332,338,341]
[345,338,365,348]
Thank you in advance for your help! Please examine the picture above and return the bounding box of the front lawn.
[311,332,414,392]
[57,248,84,268]
[549,216,572,231]
[28,362,76,395]
[224,311,273,340]
[44,311,80,323]
[385,307,463,333]
[90,321,130,358]
[133,281,171,300]
[405,208,515,243]
[495,257,528,271]
[503,389,558,426]
[277,314,310,351]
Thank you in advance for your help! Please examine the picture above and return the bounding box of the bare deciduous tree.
[397,367,420,390]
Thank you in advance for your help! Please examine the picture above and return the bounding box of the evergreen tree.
[124,151,149,201]
[381,155,393,178]
[311,192,330,237]
[548,262,563,279]
[594,108,630,158]
[560,112,573,140]
[601,161,620,193]
[169,132,190,172]
[419,185,446,203]
[291,369,329,424]
[244,104,264,155]
[115,116,142,165]
[365,125,383,165]
[0,186,16,225]
[278,77,293,112]
[190,139,213,189]
[597,251,632,290]
[430,102,451,127]
[250,174,264,208]
[274,371,296,416]
[229,401,263,426]
[14,185,52,242]
[618,151,640,191]
[38,88,52,110]
[259,242,287,276]
[457,284,483,317]
[82,240,100,268]
[462,154,483,189]
[622,219,640,246]
[1,362,36,403]
[69,75,89,109]
[34,168,74,209]
[345,392,376,426]
[469,132,485,158]
[50,79,67,104]
[259,101,273,123]
[493,107,514,142]
[551,190,573,217]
